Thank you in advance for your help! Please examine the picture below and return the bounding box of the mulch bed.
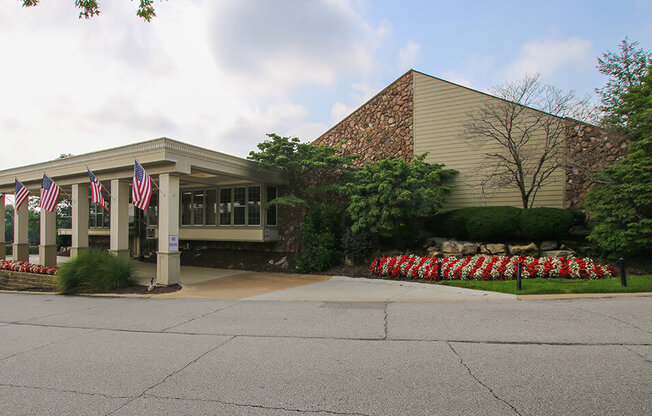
[111,284,182,295]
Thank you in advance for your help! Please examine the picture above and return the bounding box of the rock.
[480,243,507,255]
[442,241,478,256]
[542,250,575,258]
[569,225,590,238]
[274,256,288,266]
[539,241,557,251]
[508,243,539,256]
[344,255,354,267]
[268,259,275,265]
[423,237,445,249]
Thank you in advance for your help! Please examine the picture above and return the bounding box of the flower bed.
[0,260,58,275]
[369,255,617,281]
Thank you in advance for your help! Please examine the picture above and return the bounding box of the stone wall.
[312,70,414,165]
[0,270,57,291]
[565,122,632,210]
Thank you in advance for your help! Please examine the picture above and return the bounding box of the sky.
[0,0,650,169]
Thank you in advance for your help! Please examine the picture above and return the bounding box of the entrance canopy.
[0,138,287,285]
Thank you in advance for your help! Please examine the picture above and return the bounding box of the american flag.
[39,174,61,212]
[132,160,152,211]
[14,179,30,212]
[88,169,108,210]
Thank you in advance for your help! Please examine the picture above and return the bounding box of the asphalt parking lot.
[0,292,650,415]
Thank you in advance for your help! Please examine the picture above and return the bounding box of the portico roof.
[0,137,287,193]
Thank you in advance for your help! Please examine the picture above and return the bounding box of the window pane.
[181,191,192,226]
[193,190,204,225]
[248,186,261,225]
[233,187,245,225]
[89,202,97,228]
[103,206,110,227]
[147,192,158,226]
[205,189,217,225]
[219,188,231,225]
[266,186,277,226]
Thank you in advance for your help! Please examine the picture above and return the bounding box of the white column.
[109,179,130,259]
[71,184,89,258]
[157,173,180,285]
[0,196,5,260]
[39,208,57,267]
[13,200,29,262]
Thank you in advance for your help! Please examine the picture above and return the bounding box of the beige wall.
[412,71,566,209]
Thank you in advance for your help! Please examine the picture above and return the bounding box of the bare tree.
[464,74,593,208]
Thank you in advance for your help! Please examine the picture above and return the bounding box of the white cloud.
[0,0,388,168]
[505,38,593,81]
[398,40,421,71]
[441,71,473,88]
[330,102,355,123]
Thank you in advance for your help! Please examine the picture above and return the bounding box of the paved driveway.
[0,292,650,415]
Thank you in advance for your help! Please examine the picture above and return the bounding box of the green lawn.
[438,275,652,295]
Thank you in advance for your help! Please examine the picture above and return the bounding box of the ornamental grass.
[370,254,617,281]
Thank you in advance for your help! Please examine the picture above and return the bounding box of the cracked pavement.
[0,292,650,415]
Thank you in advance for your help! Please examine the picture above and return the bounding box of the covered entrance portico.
[0,138,286,285]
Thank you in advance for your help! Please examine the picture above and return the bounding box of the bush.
[297,204,343,273]
[427,207,520,241]
[56,249,134,294]
[465,206,521,241]
[341,230,379,264]
[520,208,574,241]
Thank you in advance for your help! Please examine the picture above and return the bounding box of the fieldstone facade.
[565,122,632,210]
[312,70,414,164]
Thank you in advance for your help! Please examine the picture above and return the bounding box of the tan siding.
[413,72,565,209]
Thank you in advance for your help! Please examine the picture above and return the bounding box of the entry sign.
[168,235,179,252]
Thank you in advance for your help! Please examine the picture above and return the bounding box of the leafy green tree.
[584,138,652,258]
[343,155,456,242]
[19,0,158,21]
[613,65,652,140]
[248,133,357,207]
[596,38,651,130]
[585,62,651,258]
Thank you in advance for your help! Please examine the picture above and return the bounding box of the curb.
[518,292,652,300]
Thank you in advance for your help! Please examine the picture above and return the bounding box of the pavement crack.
[144,393,372,416]
[382,302,389,340]
[0,382,133,400]
[9,299,129,325]
[447,342,522,416]
[570,305,651,334]
[160,301,243,332]
[106,336,236,415]
[622,345,652,364]
[0,328,101,362]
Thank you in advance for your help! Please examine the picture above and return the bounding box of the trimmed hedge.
[520,208,574,241]
[297,204,343,273]
[427,206,578,242]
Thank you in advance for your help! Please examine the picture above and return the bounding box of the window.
[88,201,109,228]
[205,189,217,225]
[233,187,246,225]
[219,188,231,225]
[147,192,158,226]
[181,191,192,226]
[248,186,261,226]
[266,186,277,226]
[193,190,204,225]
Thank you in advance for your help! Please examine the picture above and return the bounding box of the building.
[0,138,286,284]
[313,69,629,210]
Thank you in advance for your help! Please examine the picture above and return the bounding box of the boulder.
[442,240,478,256]
[480,243,507,255]
[508,243,539,256]
[539,240,557,251]
[541,250,575,258]
[423,236,446,249]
